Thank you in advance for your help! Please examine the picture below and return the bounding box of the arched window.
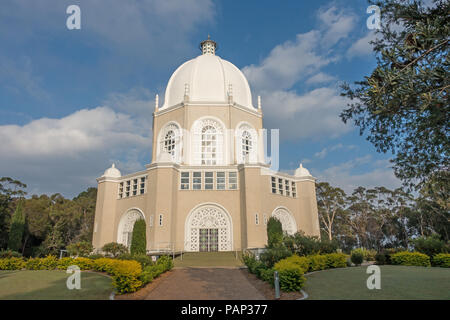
[164,130,176,156]
[241,130,252,162]
[201,125,218,165]
[192,119,224,165]
[236,124,257,163]
[159,123,181,162]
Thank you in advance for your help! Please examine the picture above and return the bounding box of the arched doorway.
[271,207,297,235]
[185,203,232,252]
[117,208,145,248]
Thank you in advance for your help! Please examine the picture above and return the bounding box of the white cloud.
[314,143,356,159]
[347,31,377,58]
[242,6,357,141]
[306,72,336,85]
[0,104,152,197]
[313,157,402,193]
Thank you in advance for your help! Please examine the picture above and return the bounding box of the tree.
[130,219,146,255]
[8,201,25,252]
[266,217,283,248]
[340,0,449,190]
[0,177,26,250]
[316,182,347,240]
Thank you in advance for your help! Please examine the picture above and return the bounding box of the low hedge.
[0,255,173,294]
[432,253,450,268]
[390,251,431,267]
[273,260,306,292]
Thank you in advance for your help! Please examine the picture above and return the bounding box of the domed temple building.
[92,38,320,253]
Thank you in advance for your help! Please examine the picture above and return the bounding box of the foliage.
[267,217,283,247]
[308,254,328,271]
[259,244,292,268]
[39,255,58,270]
[412,234,448,257]
[0,257,25,270]
[316,182,347,241]
[0,249,22,258]
[57,257,75,270]
[66,241,93,257]
[139,255,173,285]
[340,0,450,190]
[351,248,377,261]
[324,253,348,268]
[276,255,310,273]
[391,251,431,267]
[8,201,25,252]
[102,242,128,258]
[273,259,306,292]
[108,260,143,294]
[351,251,363,266]
[375,252,387,265]
[431,253,450,268]
[130,219,146,256]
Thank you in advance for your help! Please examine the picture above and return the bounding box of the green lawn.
[174,252,244,267]
[303,265,450,300]
[0,270,113,300]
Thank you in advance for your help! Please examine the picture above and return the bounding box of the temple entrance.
[185,203,233,252]
[199,228,219,252]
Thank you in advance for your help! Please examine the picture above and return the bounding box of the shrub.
[131,254,154,268]
[391,251,431,267]
[259,268,275,285]
[102,242,128,258]
[375,252,387,265]
[273,259,306,291]
[267,217,283,247]
[432,253,450,268]
[279,255,310,272]
[412,234,448,257]
[351,248,376,261]
[73,257,94,270]
[156,255,173,270]
[39,255,58,270]
[243,253,265,274]
[130,219,147,256]
[325,253,348,268]
[66,241,93,257]
[25,258,42,270]
[87,254,104,260]
[0,249,22,259]
[57,257,75,270]
[318,239,339,254]
[110,259,143,294]
[92,258,116,273]
[382,248,404,264]
[0,257,25,270]
[351,251,363,266]
[292,232,320,256]
[260,245,292,268]
[308,254,328,271]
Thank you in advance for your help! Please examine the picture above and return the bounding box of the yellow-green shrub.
[110,259,143,294]
[39,255,58,270]
[308,254,328,271]
[57,257,75,270]
[431,253,450,268]
[391,251,430,267]
[277,255,309,272]
[0,257,25,270]
[273,259,306,291]
[25,258,42,270]
[73,257,94,270]
[324,253,347,268]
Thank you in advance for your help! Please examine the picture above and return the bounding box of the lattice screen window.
[278,178,283,195]
[285,180,290,196]
[255,213,259,225]
[126,180,130,197]
[193,172,202,190]
[271,177,276,194]
[292,182,297,198]
[140,177,146,195]
[241,130,252,162]
[119,182,124,198]
[181,172,190,189]
[216,172,225,190]
[205,172,214,190]
[159,214,163,226]
[228,172,237,189]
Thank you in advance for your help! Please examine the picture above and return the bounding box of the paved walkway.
[144,268,266,300]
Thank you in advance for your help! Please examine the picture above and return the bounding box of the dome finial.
[200,35,217,55]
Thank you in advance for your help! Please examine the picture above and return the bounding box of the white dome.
[103,163,121,178]
[295,163,312,177]
[161,38,254,110]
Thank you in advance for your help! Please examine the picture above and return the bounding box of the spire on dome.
[200,35,217,55]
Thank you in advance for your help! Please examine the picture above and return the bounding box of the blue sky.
[0,0,403,197]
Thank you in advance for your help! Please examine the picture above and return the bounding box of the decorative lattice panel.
[272,208,297,235]
[187,205,231,251]
[118,209,144,245]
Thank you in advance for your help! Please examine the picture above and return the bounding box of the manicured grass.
[0,270,113,300]
[174,252,244,267]
[303,265,450,300]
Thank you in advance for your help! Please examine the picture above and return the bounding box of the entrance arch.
[271,207,297,235]
[117,208,145,248]
[185,203,233,252]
